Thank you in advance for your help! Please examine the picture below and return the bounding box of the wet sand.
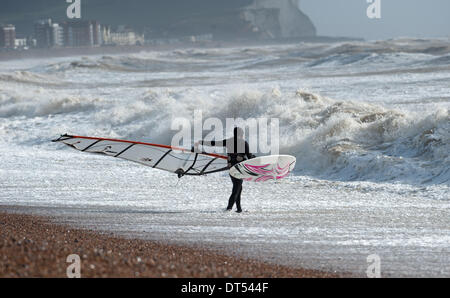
[0,211,341,278]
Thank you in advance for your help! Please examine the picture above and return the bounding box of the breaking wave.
[203,89,450,185]
[46,53,227,73]
[1,86,447,185]
[0,92,101,118]
[0,71,65,86]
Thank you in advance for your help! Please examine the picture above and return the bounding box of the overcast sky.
[300,0,450,40]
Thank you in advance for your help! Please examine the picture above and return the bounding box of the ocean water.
[0,38,449,277]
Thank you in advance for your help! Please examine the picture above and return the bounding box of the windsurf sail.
[52,134,229,177]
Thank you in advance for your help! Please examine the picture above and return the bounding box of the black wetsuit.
[200,137,254,212]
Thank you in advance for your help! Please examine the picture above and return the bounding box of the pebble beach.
[0,211,340,278]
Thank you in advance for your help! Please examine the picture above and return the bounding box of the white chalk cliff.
[243,0,316,38]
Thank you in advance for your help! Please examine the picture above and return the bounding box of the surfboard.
[229,155,296,182]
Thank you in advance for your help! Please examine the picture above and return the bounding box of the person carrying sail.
[195,127,255,213]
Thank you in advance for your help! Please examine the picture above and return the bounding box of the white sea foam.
[1,84,447,184]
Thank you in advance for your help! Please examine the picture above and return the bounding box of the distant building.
[33,18,140,48]
[28,37,37,48]
[63,20,102,47]
[34,19,53,48]
[14,37,28,49]
[52,23,65,47]
[35,19,67,48]
[110,31,136,46]
[110,28,143,46]
[92,21,103,46]
[101,25,112,45]
[0,24,16,48]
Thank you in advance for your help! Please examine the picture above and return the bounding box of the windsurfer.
[196,127,255,213]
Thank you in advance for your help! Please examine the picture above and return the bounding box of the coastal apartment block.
[0,24,16,48]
